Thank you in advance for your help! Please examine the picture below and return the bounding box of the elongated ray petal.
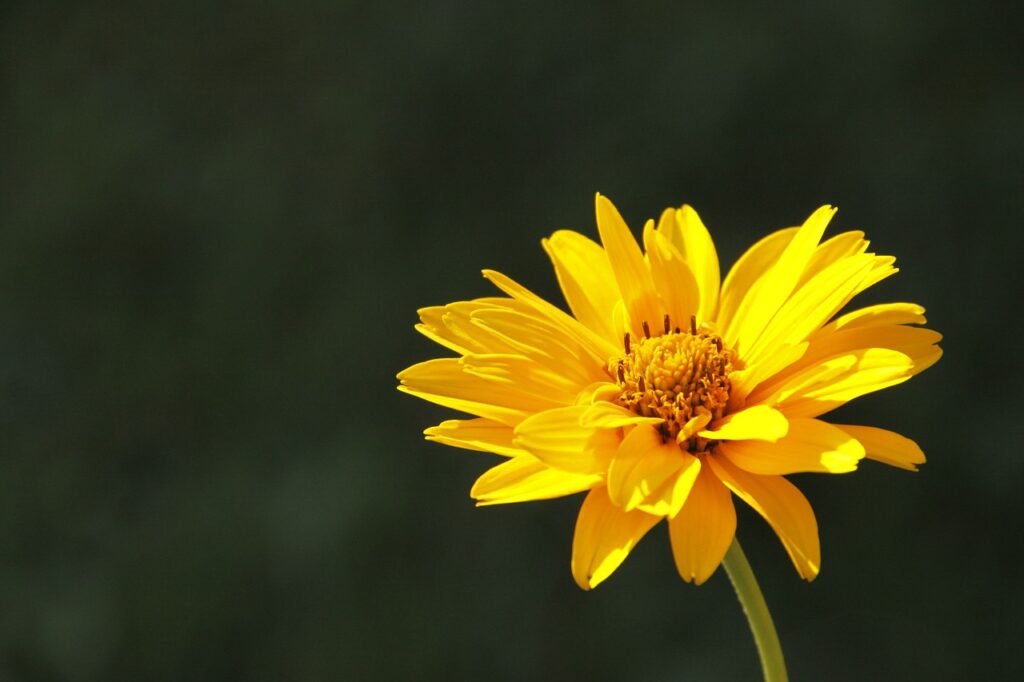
[483,269,620,362]
[708,456,821,580]
[398,357,566,425]
[643,223,700,332]
[514,405,619,474]
[669,466,736,584]
[425,418,525,457]
[833,424,926,471]
[717,227,797,333]
[824,302,927,332]
[571,486,661,590]
[716,418,865,474]
[472,455,601,505]
[594,194,662,336]
[673,205,721,323]
[543,230,621,343]
[744,253,877,365]
[724,206,835,356]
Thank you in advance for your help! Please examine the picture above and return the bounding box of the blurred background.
[2,1,1022,680]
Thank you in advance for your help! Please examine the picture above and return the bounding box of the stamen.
[689,315,697,335]
[663,314,671,335]
[609,328,735,450]
[642,320,651,339]
[624,332,631,354]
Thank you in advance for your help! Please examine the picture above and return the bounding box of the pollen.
[611,319,735,450]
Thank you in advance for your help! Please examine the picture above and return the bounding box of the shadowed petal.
[833,424,926,471]
[571,486,661,590]
[607,425,686,511]
[669,466,736,584]
[472,455,601,505]
[708,455,821,580]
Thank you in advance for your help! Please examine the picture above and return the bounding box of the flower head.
[399,195,941,589]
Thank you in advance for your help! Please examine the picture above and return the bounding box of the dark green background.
[2,2,1021,680]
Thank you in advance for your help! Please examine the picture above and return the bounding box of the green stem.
[722,538,788,682]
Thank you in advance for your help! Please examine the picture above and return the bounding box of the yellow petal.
[571,486,661,590]
[594,194,661,336]
[471,454,601,505]
[415,298,529,355]
[781,350,935,418]
[575,381,622,405]
[643,222,700,331]
[724,206,836,356]
[607,425,689,511]
[678,410,713,441]
[833,424,926,471]
[669,466,736,584]
[579,401,664,429]
[699,405,789,442]
[469,307,607,386]
[750,348,917,418]
[542,230,621,343]
[424,418,525,457]
[749,355,856,405]
[774,325,942,387]
[611,299,632,344]
[859,255,898,293]
[707,456,821,580]
[727,342,808,409]
[398,386,527,426]
[398,358,561,425]
[460,353,582,405]
[482,269,620,363]
[635,454,701,517]
[716,227,797,336]
[797,230,868,288]
[672,205,721,323]
[824,302,927,333]
[716,418,865,474]
[513,405,618,474]
[743,253,877,365]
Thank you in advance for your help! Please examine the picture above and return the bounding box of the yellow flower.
[398,195,941,590]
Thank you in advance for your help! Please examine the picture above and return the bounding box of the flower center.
[611,316,735,450]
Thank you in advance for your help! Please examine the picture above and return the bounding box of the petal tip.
[570,564,594,590]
